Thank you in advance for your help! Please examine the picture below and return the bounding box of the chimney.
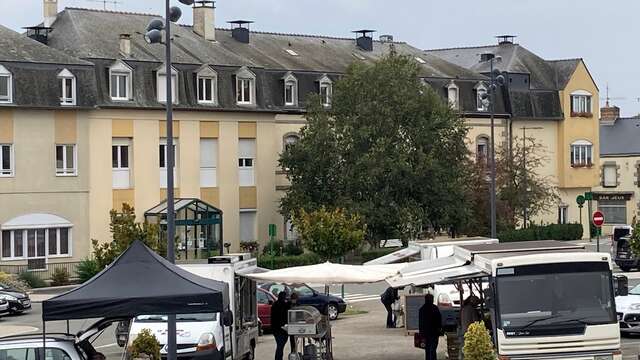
[353,30,375,51]
[119,34,131,57]
[229,20,253,44]
[43,0,58,28]
[193,1,216,41]
[601,104,620,122]
[496,34,517,45]
[379,34,394,43]
[480,53,495,62]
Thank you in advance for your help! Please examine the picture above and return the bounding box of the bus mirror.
[223,310,234,327]
[614,275,628,296]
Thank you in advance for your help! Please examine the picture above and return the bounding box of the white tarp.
[363,246,421,265]
[246,262,405,285]
[386,262,487,288]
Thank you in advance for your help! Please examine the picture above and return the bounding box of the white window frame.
[235,67,256,106]
[200,138,218,188]
[283,133,300,152]
[58,69,76,106]
[476,136,489,164]
[196,66,218,105]
[0,143,14,177]
[159,138,178,188]
[0,65,13,104]
[283,72,298,107]
[109,61,132,101]
[55,144,77,176]
[157,64,179,104]
[1,227,72,261]
[570,90,592,114]
[112,138,131,189]
[318,74,332,107]
[447,81,459,110]
[570,140,593,167]
[603,164,617,188]
[558,206,568,225]
[475,83,488,111]
[238,139,255,187]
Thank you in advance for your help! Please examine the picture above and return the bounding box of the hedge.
[257,253,321,270]
[360,248,398,263]
[498,223,583,242]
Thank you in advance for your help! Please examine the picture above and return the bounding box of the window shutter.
[238,139,256,158]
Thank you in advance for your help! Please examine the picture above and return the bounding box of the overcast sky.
[6,0,640,116]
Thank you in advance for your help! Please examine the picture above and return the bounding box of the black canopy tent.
[43,240,229,320]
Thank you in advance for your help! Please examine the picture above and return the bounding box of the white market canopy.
[247,262,406,285]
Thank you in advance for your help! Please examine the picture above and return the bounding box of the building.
[427,37,600,237]
[594,104,638,234]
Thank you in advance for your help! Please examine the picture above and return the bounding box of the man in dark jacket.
[381,287,399,328]
[419,293,442,360]
[270,291,290,360]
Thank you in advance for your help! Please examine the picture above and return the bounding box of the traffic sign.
[584,192,593,201]
[576,195,585,206]
[592,211,605,227]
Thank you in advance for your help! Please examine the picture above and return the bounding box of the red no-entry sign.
[593,211,605,227]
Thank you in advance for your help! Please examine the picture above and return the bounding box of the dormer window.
[475,82,488,111]
[0,65,12,104]
[58,69,76,106]
[570,90,592,117]
[318,75,332,107]
[109,61,132,101]
[196,65,218,105]
[157,64,178,104]
[283,72,298,107]
[235,67,256,106]
[446,81,459,110]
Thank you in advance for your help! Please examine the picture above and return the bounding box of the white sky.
[5,0,640,116]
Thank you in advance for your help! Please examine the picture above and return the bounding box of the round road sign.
[592,211,605,227]
[576,195,585,206]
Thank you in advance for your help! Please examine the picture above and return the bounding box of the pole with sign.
[592,211,605,252]
[576,195,585,225]
[585,192,593,241]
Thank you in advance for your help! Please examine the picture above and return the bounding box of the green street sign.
[576,195,585,206]
[584,192,593,201]
[268,223,276,237]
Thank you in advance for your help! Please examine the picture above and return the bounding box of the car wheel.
[620,266,632,272]
[327,303,339,320]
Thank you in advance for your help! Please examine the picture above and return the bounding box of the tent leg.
[42,320,46,358]
[66,320,70,334]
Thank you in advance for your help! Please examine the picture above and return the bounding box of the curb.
[30,284,77,294]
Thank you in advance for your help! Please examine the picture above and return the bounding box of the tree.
[92,203,162,269]
[463,321,495,360]
[280,53,469,246]
[628,221,640,258]
[293,207,365,262]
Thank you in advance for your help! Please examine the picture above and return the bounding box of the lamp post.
[144,2,194,360]
[520,126,543,228]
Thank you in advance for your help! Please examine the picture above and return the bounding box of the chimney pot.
[119,33,132,57]
[601,105,620,122]
[229,20,253,44]
[353,30,375,51]
[193,1,216,41]
[43,0,58,28]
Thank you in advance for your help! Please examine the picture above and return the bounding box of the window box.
[570,111,593,118]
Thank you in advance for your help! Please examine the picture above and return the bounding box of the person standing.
[419,293,442,360]
[271,291,290,360]
[460,295,481,335]
[289,292,299,354]
[381,287,399,328]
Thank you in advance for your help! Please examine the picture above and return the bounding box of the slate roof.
[600,117,640,156]
[0,25,89,65]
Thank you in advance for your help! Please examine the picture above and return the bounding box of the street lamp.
[481,57,504,238]
[143,2,193,360]
[520,126,543,228]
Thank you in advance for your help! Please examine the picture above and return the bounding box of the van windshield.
[135,313,217,322]
[629,284,640,295]
[496,263,615,329]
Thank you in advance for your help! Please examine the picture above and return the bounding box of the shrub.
[50,268,70,286]
[360,248,397,263]
[463,321,495,360]
[239,241,260,254]
[283,241,304,256]
[77,258,101,283]
[257,253,321,270]
[18,271,46,288]
[498,223,582,242]
[262,239,284,256]
[0,272,30,292]
[129,328,161,360]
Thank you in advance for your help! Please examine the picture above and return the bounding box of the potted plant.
[128,328,161,360]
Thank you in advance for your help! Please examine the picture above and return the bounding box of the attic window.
[352,53,366,60]
[0,65,13,104]
[157,64,179,104]
[283,72,298,107]
[415,57,426,64]
[318,75,332,107]
[446,81,459,110]
[285,49,299,56]
[58,69,76,106]
[235,66,256,106]
[475,83,488,112]
[196,66,218,105]
[109,61,132,101]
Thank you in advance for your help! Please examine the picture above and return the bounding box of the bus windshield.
[496,263,615,329]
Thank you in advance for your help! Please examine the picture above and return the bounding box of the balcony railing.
[0,261,81,281]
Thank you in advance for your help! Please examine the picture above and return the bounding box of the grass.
[343,305,368,316]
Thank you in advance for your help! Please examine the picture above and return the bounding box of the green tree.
[92,203,162,269]
[628,221,640,258]
[280,52,469,246]
[463,321,496,360]
[293,207,365,262]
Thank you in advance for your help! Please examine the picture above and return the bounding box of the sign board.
[592,211,605,227]
[592,193,633,202]
[584,192,593,201]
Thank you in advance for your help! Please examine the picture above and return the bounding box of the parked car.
[615,283,640,334]
[610,225,636,271]
[257,288,276,332]
[0,298,9,317]
[259,283,347,320]
[0,284,31,314]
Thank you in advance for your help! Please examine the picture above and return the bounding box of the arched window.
[318,74,332,107]
[1,214,73,260]
[570,90,593,116]
[283,72,298,107]
[283,133,300,151]
[58,69,76,106]
[476,136,489,165]
[446,81,459,110]
[475,82,488,111]
[570,140,593,167]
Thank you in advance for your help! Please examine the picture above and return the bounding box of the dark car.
[0,283,31,314]
[611,226,636,271]
[259,283,347,320]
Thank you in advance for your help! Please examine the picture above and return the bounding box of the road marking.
[95,343,118,349]
[0,326,39,337]
[329,292,381,303]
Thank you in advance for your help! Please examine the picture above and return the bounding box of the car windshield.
[496,264,615,329]
[135,313,217,322]
[629,284,640,295]
[291,284,315,297]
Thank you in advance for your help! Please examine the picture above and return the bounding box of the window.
[447,81,459,109]
[196,66,217,105]
[282,72,298,107]
[257,290,272,304]
[159,139,178,188]
[476,136,489,165]
[570,140,593,167]
[571,90,592,115]
[283,133,299,152]
[0,144,13,177]
[239,210,257,243]
[55,144,77,176]
[558,206,568,224]
[0,65,12,103]
[235,67,256,105]
[1,225,71,260]
[285,49,299,56]
[476,83,488,111]
[157,65,178,104]
[603,164,617,188]
[238,139,255,186]
[598,199,627,225]
[200,138,218,187]
[58,69,76,106]
[112,139,131,189]
[109,61,132,101]
[318,75,332,107]
[0,347,36,360]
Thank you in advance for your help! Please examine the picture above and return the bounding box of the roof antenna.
[84,0,123,10]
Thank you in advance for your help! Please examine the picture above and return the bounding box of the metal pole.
[522,127,527,229]
[490,59,497,238]
[597,229,600,252]
[164,1,177,360]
